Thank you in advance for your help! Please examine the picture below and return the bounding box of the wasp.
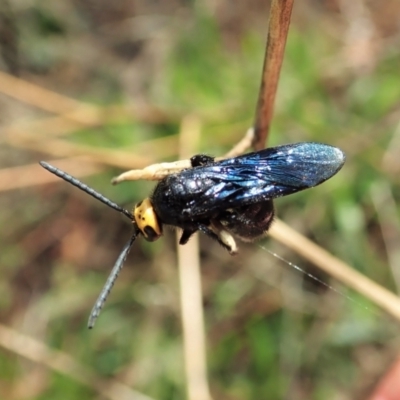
[40,142,345,328]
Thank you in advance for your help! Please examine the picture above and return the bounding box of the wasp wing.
[186,142,345,216]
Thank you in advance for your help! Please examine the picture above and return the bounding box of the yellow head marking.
[133,198,162,241]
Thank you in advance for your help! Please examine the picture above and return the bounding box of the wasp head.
[133,198,162,241]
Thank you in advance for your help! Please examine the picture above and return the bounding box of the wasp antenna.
[40,161,133,221]
[87,232,137,329]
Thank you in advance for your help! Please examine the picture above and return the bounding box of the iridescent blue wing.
[185,142,345,216]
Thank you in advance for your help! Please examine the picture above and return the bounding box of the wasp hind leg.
[199,223,238,255]
[179,223,238,255]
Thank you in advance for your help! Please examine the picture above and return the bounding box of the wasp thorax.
[133,198,162,241]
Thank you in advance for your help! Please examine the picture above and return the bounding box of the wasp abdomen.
[220,201,275,241]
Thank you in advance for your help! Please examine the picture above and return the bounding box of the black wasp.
[40,142,345,328]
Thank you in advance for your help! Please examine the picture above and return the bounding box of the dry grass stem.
[0,158,103,192]
[253,0,294,150]
[370,182,400,293]
[176,115,212,400]
[112,128,254,184]
[269,219,400,321]
[0,324,155,400]
[112,159,193,183]
[221,128,254,158]
[0,70,95,115]
[7,134,152,169]
[2,116,92,141]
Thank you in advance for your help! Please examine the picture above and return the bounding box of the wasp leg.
[198,224,238,255]
[210,220,238,254]
[179,229,196,245]
[190,154,215,167]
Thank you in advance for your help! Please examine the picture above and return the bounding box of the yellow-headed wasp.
[40,142,345,327]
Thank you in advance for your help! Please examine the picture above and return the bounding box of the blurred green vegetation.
[1,1,400,399]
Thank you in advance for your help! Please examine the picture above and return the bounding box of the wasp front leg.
[179,229,196,245]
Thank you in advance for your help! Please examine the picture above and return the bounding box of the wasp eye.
[143,226,159,241]
[133,198,162,241]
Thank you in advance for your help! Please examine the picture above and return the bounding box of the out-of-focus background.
[1,0,400,399]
